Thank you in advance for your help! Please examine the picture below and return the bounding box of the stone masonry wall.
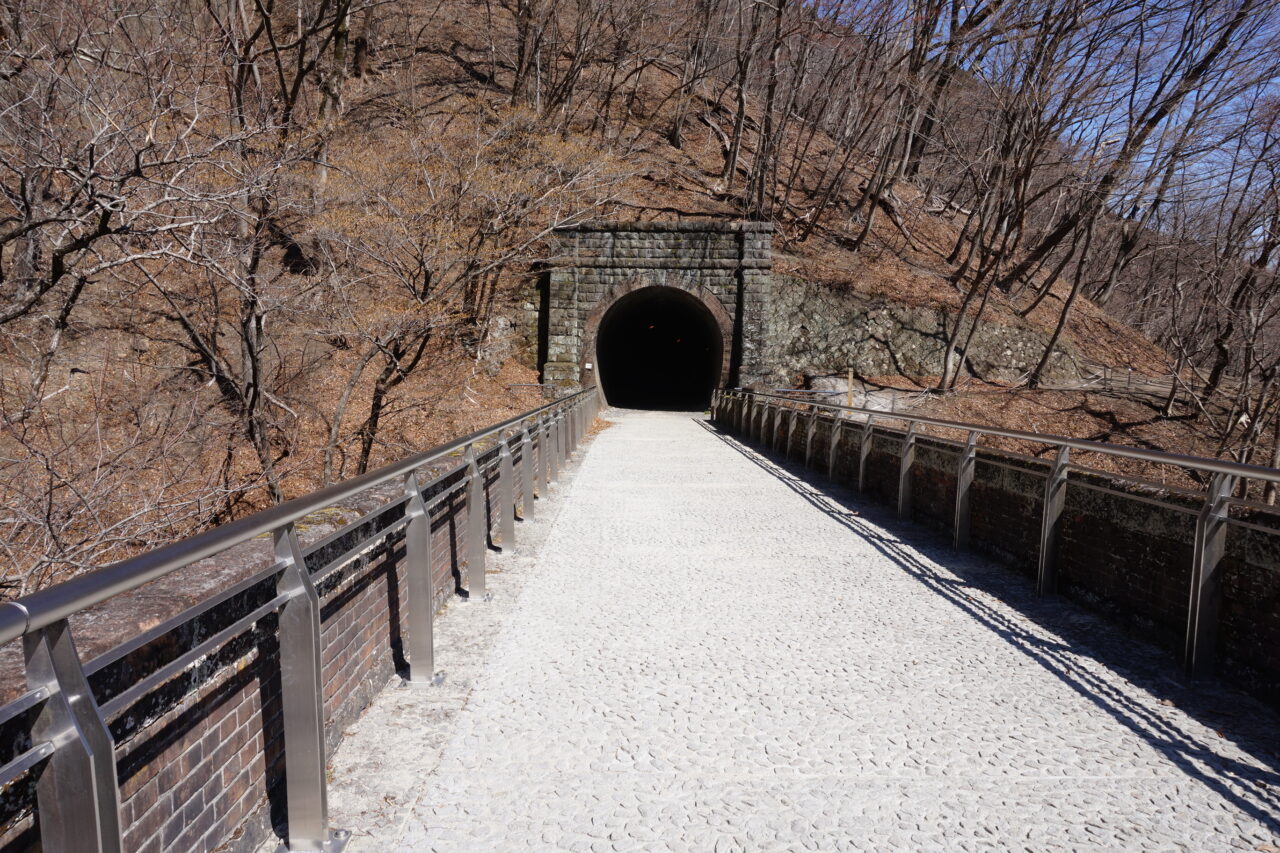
[763,275,1081,386]
[541,221,773,390]
[530,224,1085,396]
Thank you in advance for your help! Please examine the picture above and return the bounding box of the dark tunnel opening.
[595,287,723,411]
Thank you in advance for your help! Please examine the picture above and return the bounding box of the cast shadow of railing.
[698,418,1280,833]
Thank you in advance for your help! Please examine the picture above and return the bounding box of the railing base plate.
[399,672,446,689]
[276,828,351,853]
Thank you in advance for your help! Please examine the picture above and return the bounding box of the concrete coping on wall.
[553,219,775,233]
[544,257,772,270]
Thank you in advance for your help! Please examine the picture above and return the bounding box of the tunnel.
[594,287,724,410]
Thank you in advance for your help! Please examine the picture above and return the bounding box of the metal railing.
[713,388,1280,681]
[0,388,600,853]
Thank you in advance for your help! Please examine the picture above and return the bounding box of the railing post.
[539,417,552,490]
[547,416,560,484]
[858,416,875,492]
[272,523,347,851]
[787,408,799,458]
[402,473,435,685]
[804,410,819,468]
[464,444,487,598]
[556,411,567,469]
[953,431,978,549]
[520,428,536,521]
[1036,445,1071,596]
[827,419,842,479]
[555,411,565,468]
[1185,472,1237,677]
[497,433,516,550]
[898,421,917,519]
[25,619,123,853]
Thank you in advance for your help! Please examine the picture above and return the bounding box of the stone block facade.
[763,275,1081,387]
[540,221,773,391]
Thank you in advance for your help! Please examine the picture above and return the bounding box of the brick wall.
[715,400,1280,709]
[0,434,542,853]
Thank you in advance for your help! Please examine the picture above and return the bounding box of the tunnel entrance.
[595,287,724,410]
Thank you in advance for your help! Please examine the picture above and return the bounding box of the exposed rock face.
[763,275,1080,387]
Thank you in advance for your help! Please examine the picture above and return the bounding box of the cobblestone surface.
[314,410,1280,852]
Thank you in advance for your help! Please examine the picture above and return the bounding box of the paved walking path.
[320,410,1280,852]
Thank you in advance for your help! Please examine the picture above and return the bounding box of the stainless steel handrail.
[748,390,1280,485]
[715,387,1277,692]
[0,389,593,647]
[1,386,601,853]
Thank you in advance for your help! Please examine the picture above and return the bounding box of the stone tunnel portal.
[595,287,723,411]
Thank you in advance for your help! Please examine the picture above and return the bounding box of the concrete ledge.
[545,258,772,270]
[554,220,774,233]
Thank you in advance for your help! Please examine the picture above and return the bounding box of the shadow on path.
[699,418,1280,832]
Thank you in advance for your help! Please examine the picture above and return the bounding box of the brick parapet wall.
[720,403,1280,708]
[0,434,541,853]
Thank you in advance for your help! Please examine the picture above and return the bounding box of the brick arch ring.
[582,279,734,393]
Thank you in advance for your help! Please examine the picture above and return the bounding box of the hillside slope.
[3,0,1274,591]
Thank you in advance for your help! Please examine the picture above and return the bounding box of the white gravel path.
[316,409,1280,852]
